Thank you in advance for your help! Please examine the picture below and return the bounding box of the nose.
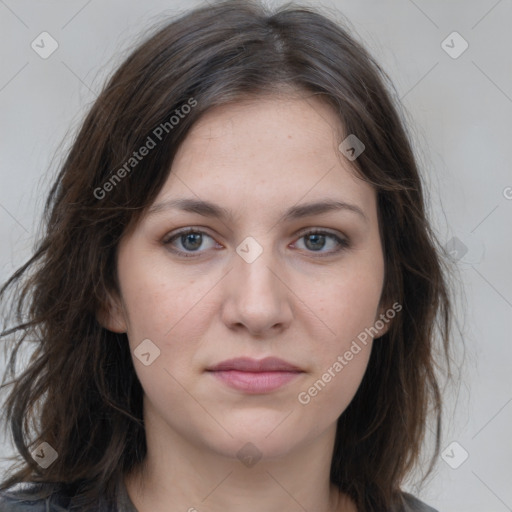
[220,244,293,337]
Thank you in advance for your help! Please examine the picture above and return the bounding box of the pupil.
[183,233,202,250]
[306,234,325,251]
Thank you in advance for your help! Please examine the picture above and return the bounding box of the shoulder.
[0,484,70,512]
[401,491,440,512]
[0,479,133,512]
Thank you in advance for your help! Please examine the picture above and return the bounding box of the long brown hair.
[0,0,456,510]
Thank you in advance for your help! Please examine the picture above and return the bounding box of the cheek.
[313,263,384,349]
[297,324,373,421]
[300,257,383,410]
[299,346,372,426]
[117,251,218,369]
[118,246,185,333]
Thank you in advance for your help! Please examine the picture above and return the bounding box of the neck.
[124,405,355,512]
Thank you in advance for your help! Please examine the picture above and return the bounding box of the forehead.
[180,94,344,160]
[149,95,376,224]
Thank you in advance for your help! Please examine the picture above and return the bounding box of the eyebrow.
[147,197,368,224]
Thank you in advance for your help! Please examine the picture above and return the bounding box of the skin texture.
[101,94,391,512]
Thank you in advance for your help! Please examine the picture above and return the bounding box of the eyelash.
[162,227,350,258]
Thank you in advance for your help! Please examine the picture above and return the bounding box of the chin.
[206,414,317,461]
[212,433,304,463]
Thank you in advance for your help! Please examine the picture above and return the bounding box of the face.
[102,94,390,461]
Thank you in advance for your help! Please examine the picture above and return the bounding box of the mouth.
[205,357,304,394]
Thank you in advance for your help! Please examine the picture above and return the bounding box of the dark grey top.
[0,477,439,511]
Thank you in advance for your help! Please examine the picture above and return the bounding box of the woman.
[0,0,454,510]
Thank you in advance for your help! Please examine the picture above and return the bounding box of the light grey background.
[1,1,511,511]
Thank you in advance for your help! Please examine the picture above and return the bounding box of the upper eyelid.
[163,227,348,249]
[163,226,346,240]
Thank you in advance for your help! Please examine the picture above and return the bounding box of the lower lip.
[208,370,302,393]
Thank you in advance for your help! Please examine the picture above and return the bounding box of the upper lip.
[206,357,303,372]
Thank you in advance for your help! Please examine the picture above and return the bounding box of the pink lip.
[206,357,304,394]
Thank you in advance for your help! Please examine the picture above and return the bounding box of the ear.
[96,289,128,333]
[372,301,398,340]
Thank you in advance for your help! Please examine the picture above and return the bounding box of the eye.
[292,229,350,256]
[163,227,349,258]
[163,228,219,257]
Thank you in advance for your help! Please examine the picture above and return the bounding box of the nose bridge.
[234,235,282,300]
[222,234,292,333]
